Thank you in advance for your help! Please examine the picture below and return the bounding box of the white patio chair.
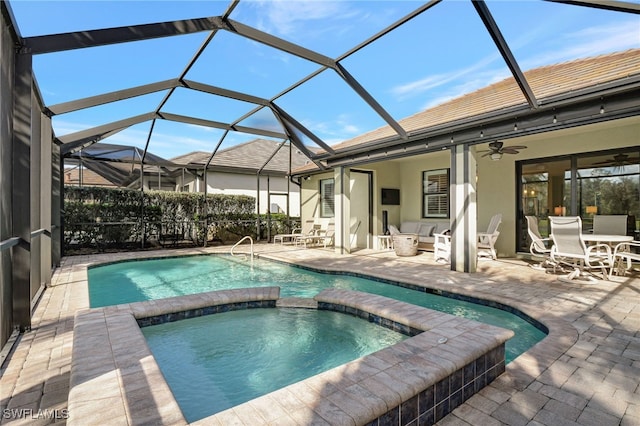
[525,216,554,271]
[549,216,613,282]
[592,214,627,236]
[609,240,640,278]
[297,223,335,248]
[273,219,316,244]
[477,213,501,260]
[433,230,451,263]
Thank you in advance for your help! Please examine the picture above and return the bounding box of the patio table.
[582,234,633,246]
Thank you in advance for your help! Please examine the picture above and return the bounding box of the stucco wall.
[206,172,301,216]
[301,172,333,223]
[300,117,639,257]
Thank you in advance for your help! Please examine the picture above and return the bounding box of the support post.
[450,144,477,273]
[334,166,351,254]
[12,51,32,331]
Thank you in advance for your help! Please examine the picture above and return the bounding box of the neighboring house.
[64,167,118,188]
[64,143,179,191]
[294,49,640,267]
[171,139,312,216]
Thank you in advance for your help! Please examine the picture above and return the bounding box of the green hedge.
[63,187,297,253]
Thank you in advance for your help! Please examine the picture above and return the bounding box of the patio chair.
[273,219,316,244]
[549,216,613,282]
[477,213,501,260]
[609,240,640,278]
[525,216,554,271]
[592,214,627,236]
[433,230,451,263]
[297,223,335,248]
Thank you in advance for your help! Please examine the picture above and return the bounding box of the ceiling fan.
[479,141,527,160]
[592,153,638,168]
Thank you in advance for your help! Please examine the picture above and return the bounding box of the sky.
[8,0,640,160]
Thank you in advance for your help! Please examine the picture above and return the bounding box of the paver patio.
[0,243,638,425]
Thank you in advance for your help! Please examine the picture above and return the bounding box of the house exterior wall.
[477,116,640,257]
[300,171,336,229]
[205,172,300,216]
[300,117,639,258]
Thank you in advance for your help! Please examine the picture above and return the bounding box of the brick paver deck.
[0,244,638,425]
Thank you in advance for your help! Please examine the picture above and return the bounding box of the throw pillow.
[419,224,436,236]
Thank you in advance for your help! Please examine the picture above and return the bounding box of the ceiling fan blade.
[507,145,527,150]
[501,148,520,154]
[481,152,492,157]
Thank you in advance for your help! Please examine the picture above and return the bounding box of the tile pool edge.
[68,286,513,425]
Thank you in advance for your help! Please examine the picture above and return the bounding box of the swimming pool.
[142,308,408,422]
[89,254,547,362]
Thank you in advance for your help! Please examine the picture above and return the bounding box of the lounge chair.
[477,214,501,260]
[549,216,612,282]
[297,223,335,248]
[525,215,554,271]
[273,219,317,245]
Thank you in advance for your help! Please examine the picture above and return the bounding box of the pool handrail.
[231,236,254,265]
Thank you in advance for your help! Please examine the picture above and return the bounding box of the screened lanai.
[1,0,639,350]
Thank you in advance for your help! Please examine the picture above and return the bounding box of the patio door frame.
[516,146,640,253]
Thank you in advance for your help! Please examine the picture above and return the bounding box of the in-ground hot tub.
[68,287,513,425]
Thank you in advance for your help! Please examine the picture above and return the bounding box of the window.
[320,178,335,217]
[423,169,450,218]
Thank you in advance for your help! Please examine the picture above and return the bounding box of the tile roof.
[64,168,118,187]
[330,48,640,153]
[171,138,312,174]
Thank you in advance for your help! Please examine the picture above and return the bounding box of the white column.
[334,166,351,254]
[450,144,477,272]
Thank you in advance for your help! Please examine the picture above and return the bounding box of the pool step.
[276,297,318,309]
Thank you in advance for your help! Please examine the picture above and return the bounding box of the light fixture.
[513,123,518,131]
[490,152,502,161]
[600,105,605,114]
[553,115,557,124]
[480,130,484,138]
[304,175,311,181]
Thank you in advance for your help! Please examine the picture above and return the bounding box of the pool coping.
[68,286,513,425]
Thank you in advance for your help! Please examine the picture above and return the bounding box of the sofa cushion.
[400,222,421,234]
[433,223,450,235]
[418,224,436,237]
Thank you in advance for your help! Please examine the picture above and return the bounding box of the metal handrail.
[230,235,254,265]
[0,237,21,251]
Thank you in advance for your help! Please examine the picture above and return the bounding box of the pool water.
[142,308,408,422]
[89,255,547,362]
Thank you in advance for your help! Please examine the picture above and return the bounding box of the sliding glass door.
[517,148,639,252]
